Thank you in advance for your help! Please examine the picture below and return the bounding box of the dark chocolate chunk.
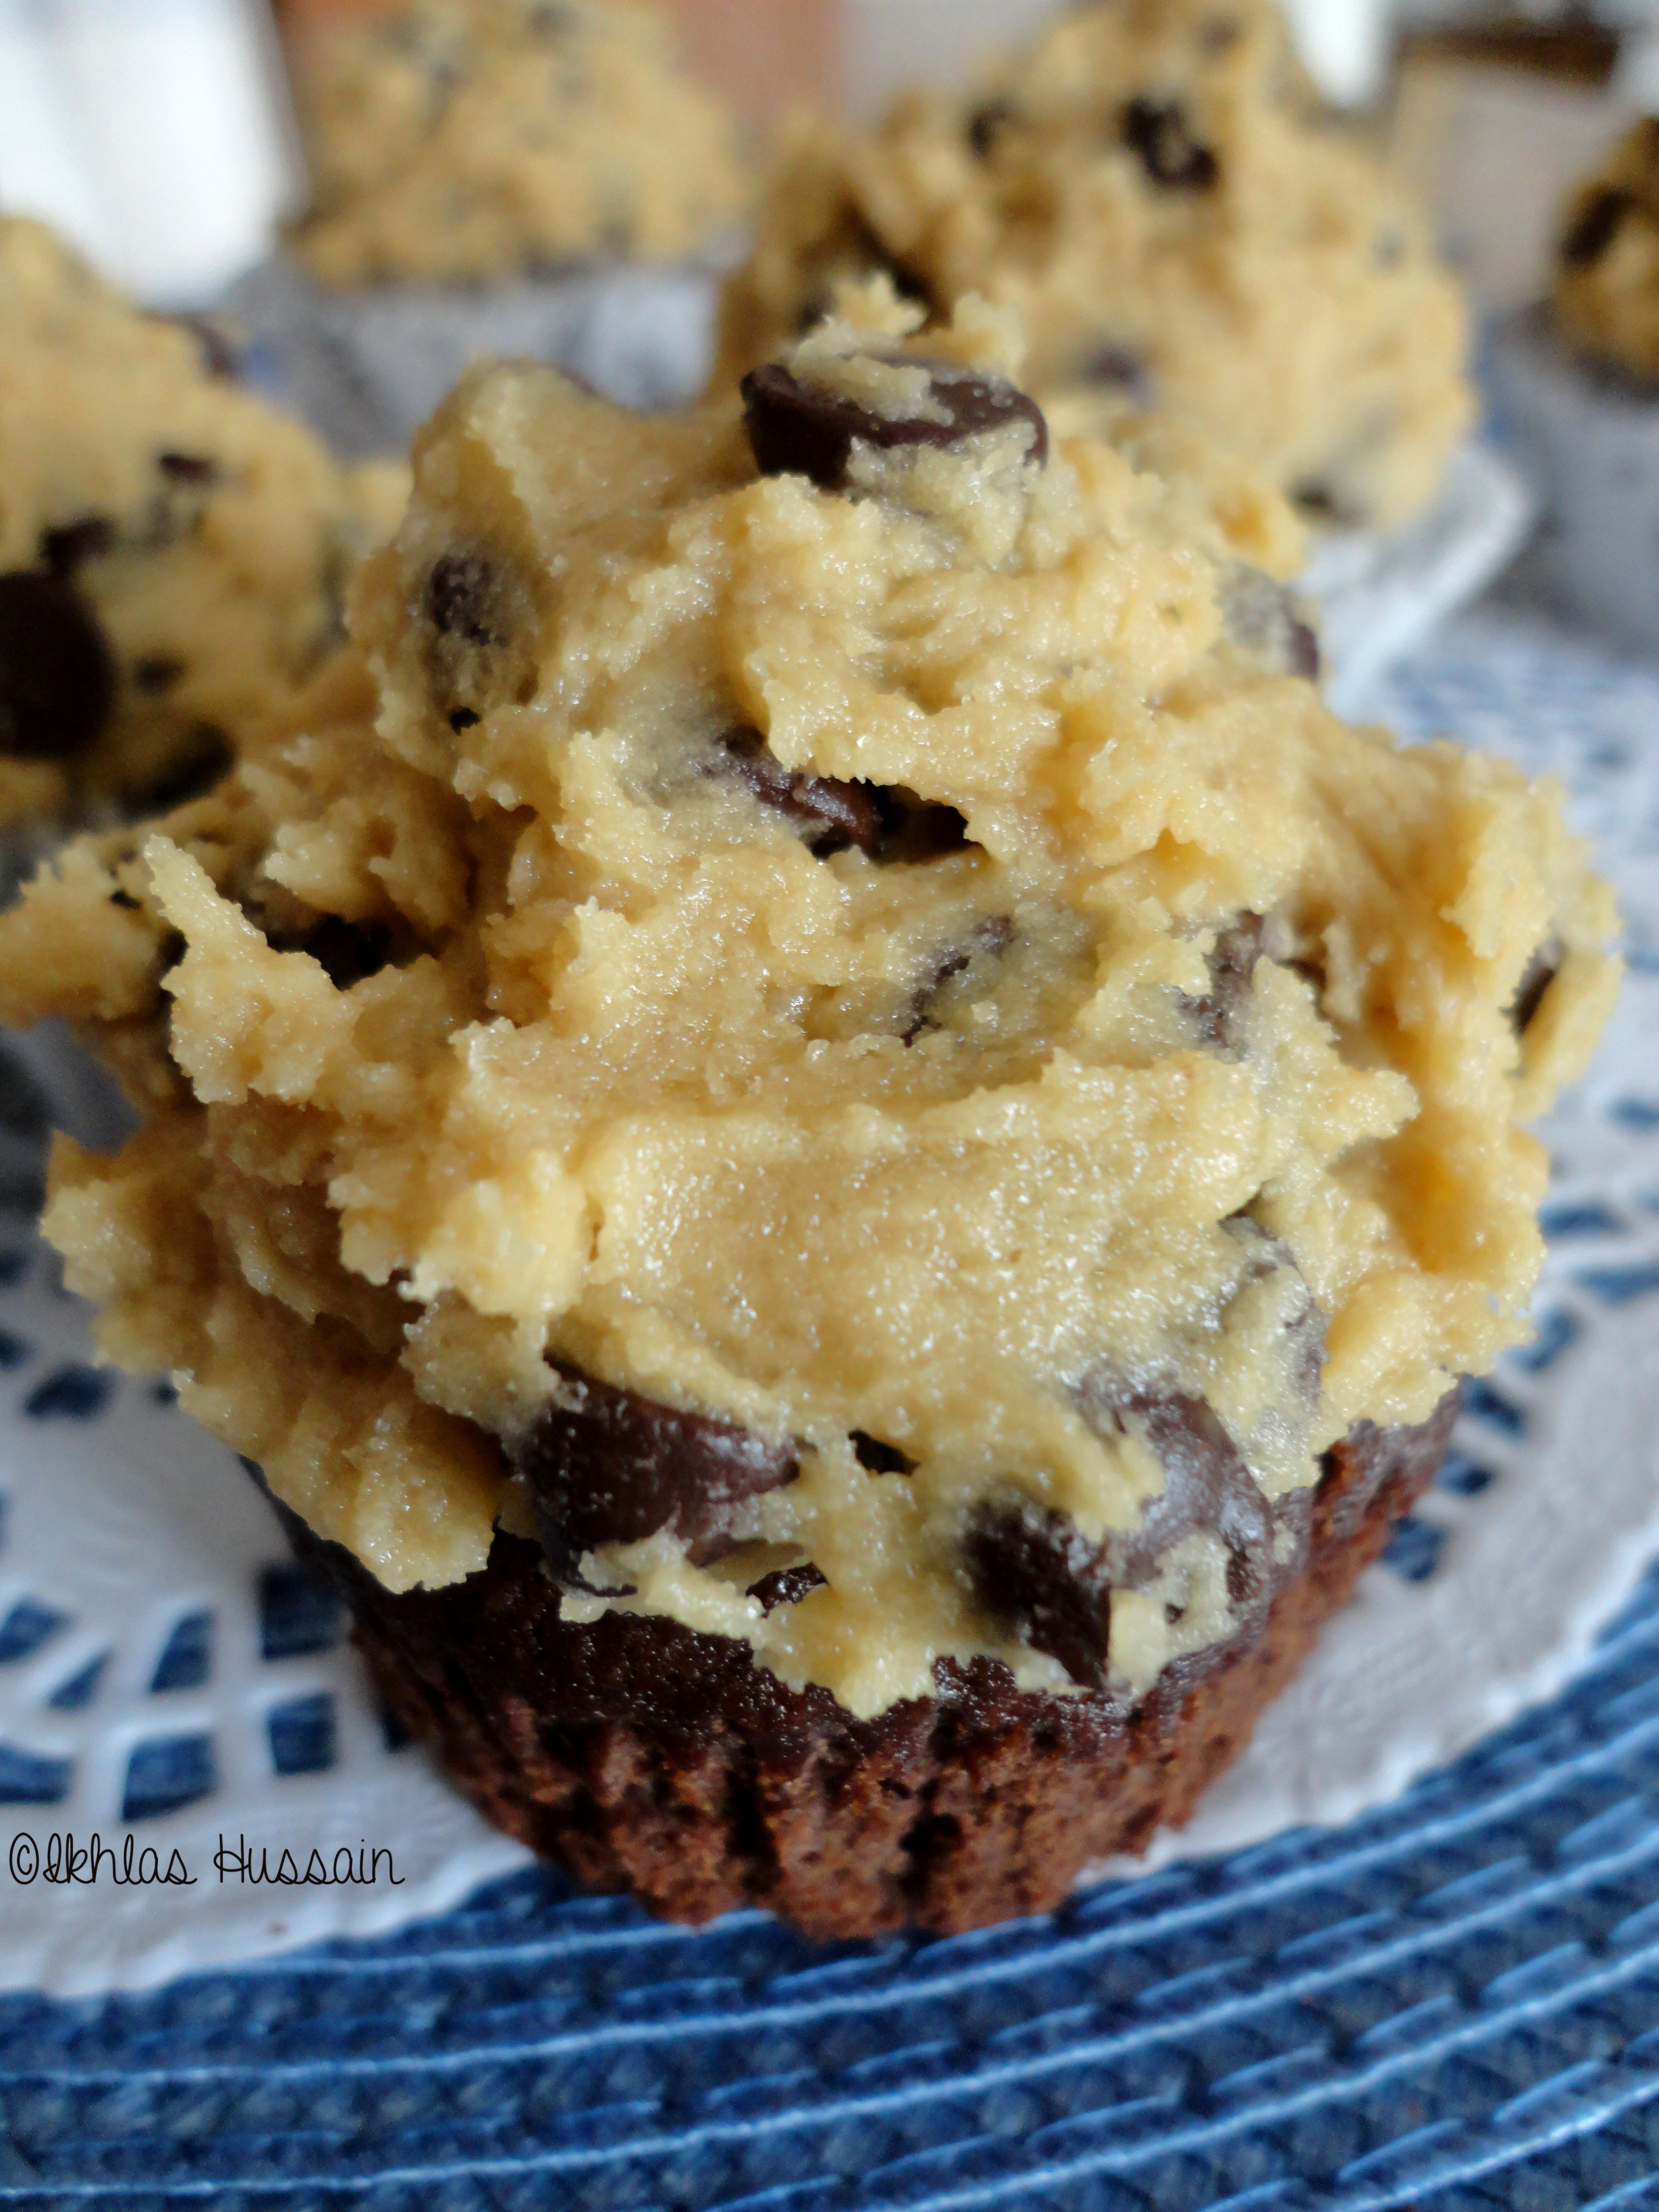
[39,516,114,579]
[1079,1378,1275,1597]
[1513,942,1562,1034]
[109,888,141,912]
[1562,187,1634,270]
[1183,914,1267,1052]
[448,708,481,733]
[852,1431,917,1476]
[1123,97,1220,192]
[743,357,1048,493]
[133,654,186,696]
[424,551,501,646]
[717,727,883,857]
[903,914,1015,1044]
[964,1503,1115,1689]
[517,1361,800,1586]
[130,724,232,812]
[748,1563,828,1613]
[157,452,219,487]
[0,570,117,762]
[968,99,1016,159]
[968,1379,1277,1690]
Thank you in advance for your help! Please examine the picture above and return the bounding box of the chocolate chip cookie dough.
[0,296,1616,1928]
[285,0,747,287]
[1553,118,1659,383]
[717,0,1471,532]
[0,218,407,834]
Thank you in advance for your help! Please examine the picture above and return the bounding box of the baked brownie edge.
[270,1392,1460,1940]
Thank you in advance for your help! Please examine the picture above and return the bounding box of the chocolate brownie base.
[273,1394,1459,1939]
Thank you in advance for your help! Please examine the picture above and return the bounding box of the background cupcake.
[716,0,1472,537]
[0,214,405,844]
[242,0,750,455]
[1490,115,1659,657]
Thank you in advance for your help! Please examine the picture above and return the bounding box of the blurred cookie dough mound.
[1553,117,1659,383]
[0,218,407,833]
[718,0,1471,531]
[287,0,749,287]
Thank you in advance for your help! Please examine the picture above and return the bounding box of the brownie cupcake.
[1491,118,1659,656]
[242,0,749,456]
[715,0,1472,537]
[0,215,406,846]
[0,296,1617,1937]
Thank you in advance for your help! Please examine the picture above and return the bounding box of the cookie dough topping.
[1553,119,1659,384]
[285,0,748,287]
[0,217,407,830]
[4,299,1617,1721]
[715,0,1471,530]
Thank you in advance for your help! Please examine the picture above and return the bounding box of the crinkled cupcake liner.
[1304,439,1536,720]
[230,251,737,459]
[1487,306,1659,662]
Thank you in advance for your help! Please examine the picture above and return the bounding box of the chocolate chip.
[286,917,393,991]
[517,1361,800,1586]
[157,452,219,487]
[743,358,1048,493]
[1562,188,1634,270]
[1123,98,1220,192]
[748,1563,827,1612]
[0,570,117,761]
[1221,570,1320,682]
[717,726,883,857]
[1514,943,1562,1034]
[1084,344,1152,405]
[1292,481,1362,529]
[969,1372,1283,1691]
[852,1432,916,1476]
[109,889,141,912]
[130,725,232,812]
[169,314,240,381]
[1183,914,1267,1052]
[449,708,481,733]
[425,552,500,646]
[968,99,1016,159]
[903,915,1015,1044]
[39,516,115,579]
[873,790,972,865]
[842,210,935,315]
[133,655,186,696]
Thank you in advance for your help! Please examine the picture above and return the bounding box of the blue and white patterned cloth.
[4,601,1659,2209]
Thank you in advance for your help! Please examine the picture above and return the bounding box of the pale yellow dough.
[0,300,1617,1721]
[0,218,408,831]
[287,0,748,287]
[1553,119,1659,384]
[717,0,1471,531]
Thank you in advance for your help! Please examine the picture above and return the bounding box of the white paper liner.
[1304,439,1536,720]
[230,251,732,458]
[1488,306,1659,662]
